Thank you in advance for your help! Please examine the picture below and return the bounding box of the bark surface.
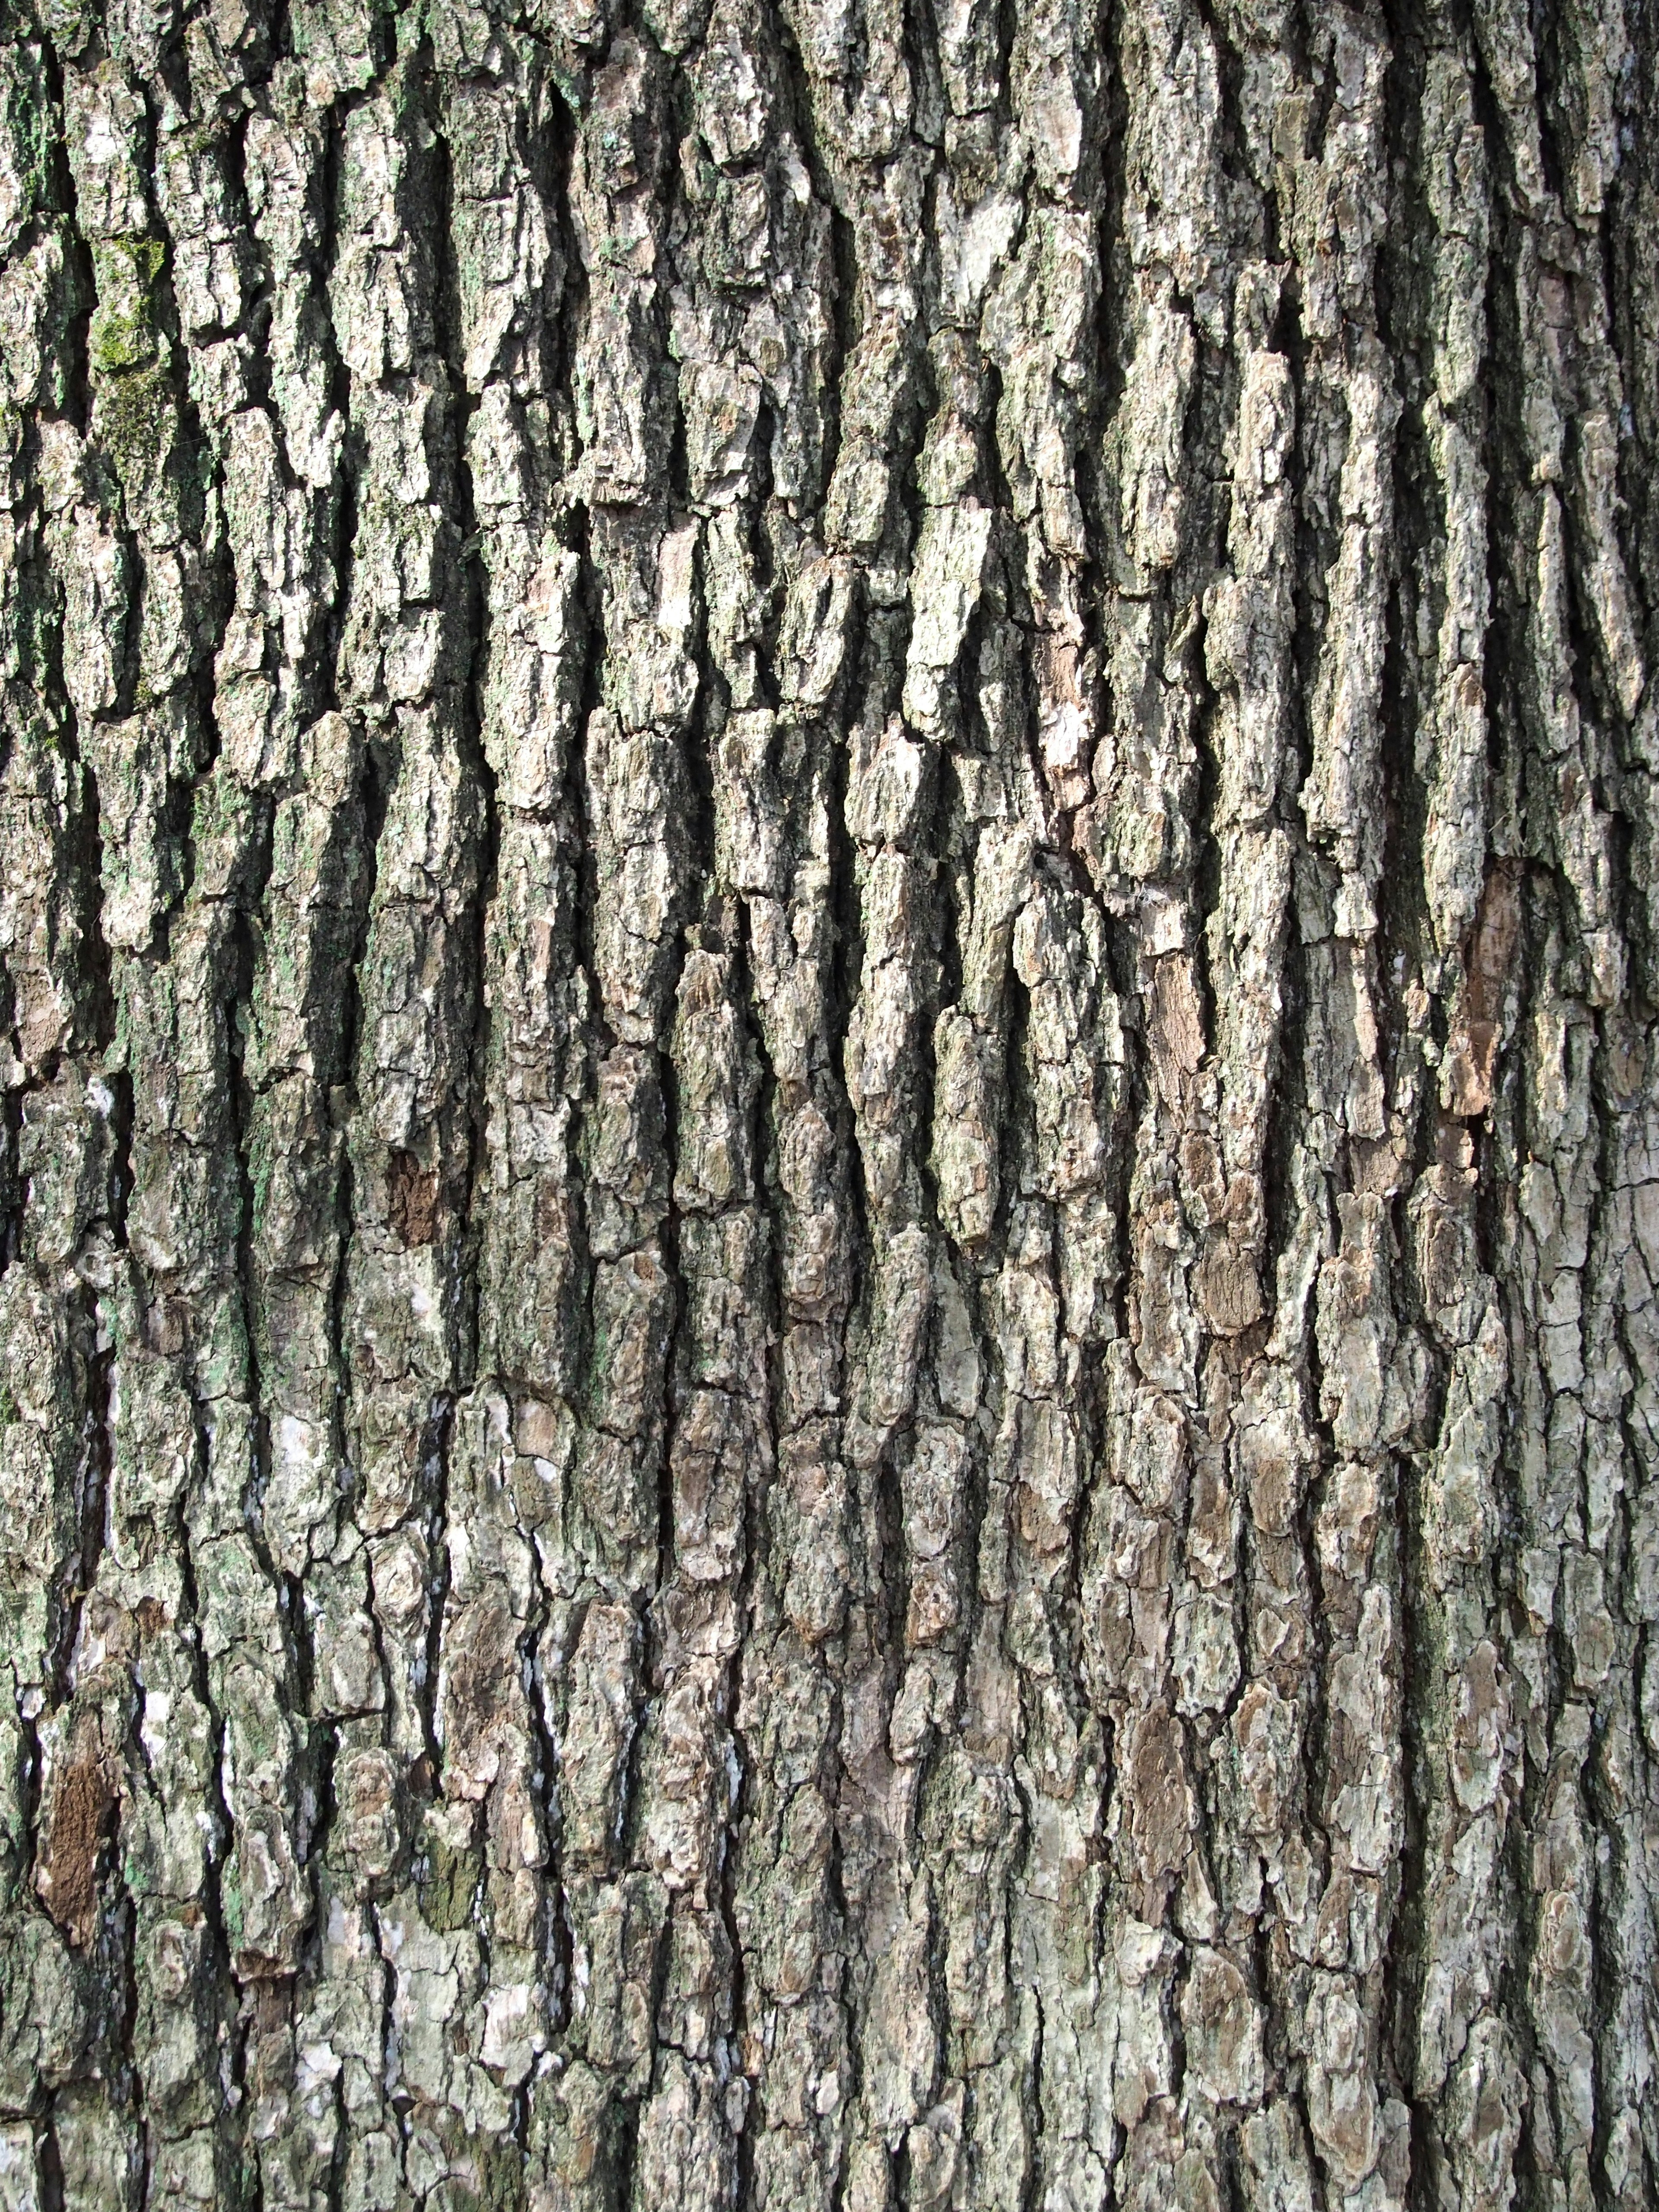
[1,0,1657,2206]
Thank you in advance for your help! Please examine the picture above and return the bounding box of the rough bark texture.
[0,0,1657,2206]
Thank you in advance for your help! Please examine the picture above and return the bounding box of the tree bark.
[1,0,1656,2205]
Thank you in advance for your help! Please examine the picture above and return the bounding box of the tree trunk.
[1,0,1656,2205]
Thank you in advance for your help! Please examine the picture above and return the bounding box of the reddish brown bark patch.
[38,1757,114,1948]
[1444,861,1522,1117]
[388,1149,440,1245]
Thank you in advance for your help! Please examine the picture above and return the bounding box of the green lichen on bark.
[0,0,1658,2206]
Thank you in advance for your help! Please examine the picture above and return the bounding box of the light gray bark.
[0,0,1656,2206]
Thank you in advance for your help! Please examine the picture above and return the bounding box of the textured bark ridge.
[1,0,1657,2204]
